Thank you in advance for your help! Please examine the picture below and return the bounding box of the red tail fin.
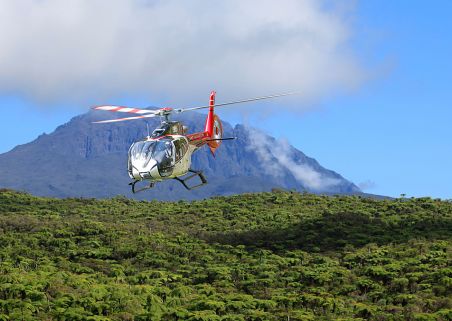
[204,90,216,136]
[204,91,222,155]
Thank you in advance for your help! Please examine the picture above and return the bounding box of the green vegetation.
[0,189,451,320]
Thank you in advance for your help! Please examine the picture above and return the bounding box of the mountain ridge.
[0,111,360,200]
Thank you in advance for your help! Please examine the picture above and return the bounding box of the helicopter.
[92,91,293,193]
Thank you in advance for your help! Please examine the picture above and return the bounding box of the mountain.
[0,111,360,200]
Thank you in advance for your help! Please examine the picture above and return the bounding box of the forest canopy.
[0,189,451,320]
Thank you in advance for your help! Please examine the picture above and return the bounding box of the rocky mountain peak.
[0,111,360,200]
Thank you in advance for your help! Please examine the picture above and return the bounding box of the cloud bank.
[0,0,364,107]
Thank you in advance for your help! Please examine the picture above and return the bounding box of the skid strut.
[174,169,207,190]
[129,180,155,194]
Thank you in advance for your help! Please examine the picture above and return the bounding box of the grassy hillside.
[0,189,451,320]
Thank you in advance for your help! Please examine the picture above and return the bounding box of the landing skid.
[174,169,207,190]
[129,169,207,193]
[129,180,155,194]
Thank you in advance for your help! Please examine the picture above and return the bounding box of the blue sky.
[0,1,451,199]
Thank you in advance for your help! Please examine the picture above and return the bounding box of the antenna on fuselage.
[146,122,150,139]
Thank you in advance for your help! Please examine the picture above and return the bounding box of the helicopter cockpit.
[128,138,175,179]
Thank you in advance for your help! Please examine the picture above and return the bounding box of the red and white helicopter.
[93,91,292,193]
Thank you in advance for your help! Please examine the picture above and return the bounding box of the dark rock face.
[0,111,360,200]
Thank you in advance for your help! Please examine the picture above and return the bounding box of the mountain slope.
[0,111,359,200]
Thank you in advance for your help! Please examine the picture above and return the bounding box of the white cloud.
[358,179,377,191]
[0,0,364,107]
[246,127,340,190]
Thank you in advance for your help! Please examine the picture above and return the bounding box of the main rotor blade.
[92,114,157,124]
[92,105,157,115]
[176,92,297,113]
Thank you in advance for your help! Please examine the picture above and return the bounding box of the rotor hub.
[157,108,174,121]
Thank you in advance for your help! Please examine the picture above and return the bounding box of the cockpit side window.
[173,138,189,162]
[181,138,188,154]
[174,140,182,162]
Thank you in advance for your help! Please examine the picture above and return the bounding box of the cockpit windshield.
[129,139,175,176]
[130,141,155,164]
